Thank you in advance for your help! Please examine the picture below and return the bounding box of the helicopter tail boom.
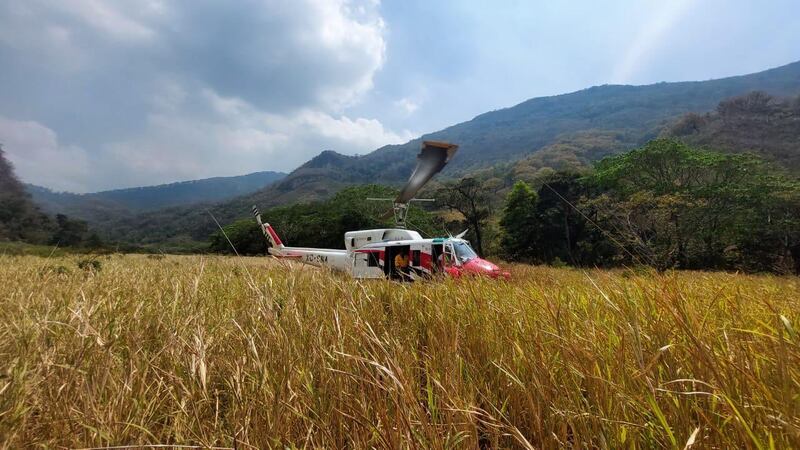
[252,205,284,251]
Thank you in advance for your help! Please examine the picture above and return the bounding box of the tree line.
[497,139,800,273]
[1,146,103,249]
[209,139,800,274]
[209,185,445,255]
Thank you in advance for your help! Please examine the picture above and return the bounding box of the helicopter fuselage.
[252,140,509,280]
[269,228,509,280]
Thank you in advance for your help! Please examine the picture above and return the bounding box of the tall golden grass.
[1,254,798,448]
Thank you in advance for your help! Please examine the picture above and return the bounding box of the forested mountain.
[500,139,800,273]
[27,171,286,223]
[665,91,800,170]
[245,60,800,209]
[507,91,800,184]
[0,147,51,242]
[100,61,800,248]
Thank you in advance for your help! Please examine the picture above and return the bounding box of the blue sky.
[0,0,798,192]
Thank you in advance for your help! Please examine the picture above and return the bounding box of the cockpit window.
[452,240,478,262]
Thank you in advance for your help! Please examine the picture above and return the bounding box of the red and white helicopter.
[252,141,510,280]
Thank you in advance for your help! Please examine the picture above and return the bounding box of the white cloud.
[0,117,91,192]
[160,0,388,113]
[0,0,407,192]
[101,88,413,189]
[296,110,413,148]
[394,98,420,114]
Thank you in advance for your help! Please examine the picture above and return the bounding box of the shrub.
[77,258,102,272]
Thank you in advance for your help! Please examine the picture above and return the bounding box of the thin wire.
[403,216,429,238]
[542,182,653,267]
[585,195,658,266]
[206,209,262,296]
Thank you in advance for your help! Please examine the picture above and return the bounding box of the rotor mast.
[368,140,459,229]
[366,197,436,228]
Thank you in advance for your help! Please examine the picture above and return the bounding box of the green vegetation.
[667,92,800,171]
[208,218,268,256]
[72,63,800,246]
[508,130,635,183]
[498,139,800,273]
[1,254,798,448]
[210,185,445,254]
[0,146,52,243]
[2,147,113,253]
[0,241,67,257]
[49,213,96,247]
[499,181,539,260]
[206,139,799,274]
[436,177,492,255]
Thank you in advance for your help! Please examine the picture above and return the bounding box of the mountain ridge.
[89,60,800,247]
[27,170,286,223]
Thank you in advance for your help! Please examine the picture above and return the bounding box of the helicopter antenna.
[368,140,458,228]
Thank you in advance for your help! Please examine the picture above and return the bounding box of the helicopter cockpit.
[439,238,508,278]
[444,239,478,265]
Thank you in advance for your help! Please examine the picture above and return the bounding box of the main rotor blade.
[395,141,458,204]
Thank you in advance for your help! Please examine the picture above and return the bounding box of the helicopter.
[252,140,510,280]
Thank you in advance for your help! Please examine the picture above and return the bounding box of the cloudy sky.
[1,0,798,192]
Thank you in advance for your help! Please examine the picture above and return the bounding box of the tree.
[591,139,800,271]
[437,177,491,256]
[85,232,105,249]
[209,184,445,253]
[529,172,614,266]
[0,144,52,242]
[209,218,267,255]
[50,214,89,247]
[499,181,539,260]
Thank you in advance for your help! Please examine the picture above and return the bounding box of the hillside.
[103,61,800,247]
[0,147,51,242]
[27,171,286,223]
[508,91,800,183]
[665,91,800,170]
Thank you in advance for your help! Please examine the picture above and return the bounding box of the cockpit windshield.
[452,240,478,262]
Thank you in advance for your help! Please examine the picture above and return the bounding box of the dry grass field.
[0,254,798,449]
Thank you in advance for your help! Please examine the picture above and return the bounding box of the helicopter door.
[384,245,411,280]
[353,251,383,279]
[384,247,394,278]
[431,244,443,273]
[443,242,458,267]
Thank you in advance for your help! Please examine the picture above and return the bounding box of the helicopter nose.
[474,259,510,279]
[459,258,510,279]
[477,259,499,271]
[468,259,497,272]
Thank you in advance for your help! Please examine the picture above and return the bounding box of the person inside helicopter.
[392,246,411,280]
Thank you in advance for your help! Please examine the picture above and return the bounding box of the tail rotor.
[252,205,284,250]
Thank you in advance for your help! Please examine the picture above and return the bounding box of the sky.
[0,0,798,193]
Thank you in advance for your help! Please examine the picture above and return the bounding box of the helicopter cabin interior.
[384,245,411,280]
[351,240,446,280]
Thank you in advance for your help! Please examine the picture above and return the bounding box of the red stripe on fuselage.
[357,248,437,273]
[420,251,432,270]
[265,224,283,246]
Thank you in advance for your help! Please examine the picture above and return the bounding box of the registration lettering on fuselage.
[305,254,328,264]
